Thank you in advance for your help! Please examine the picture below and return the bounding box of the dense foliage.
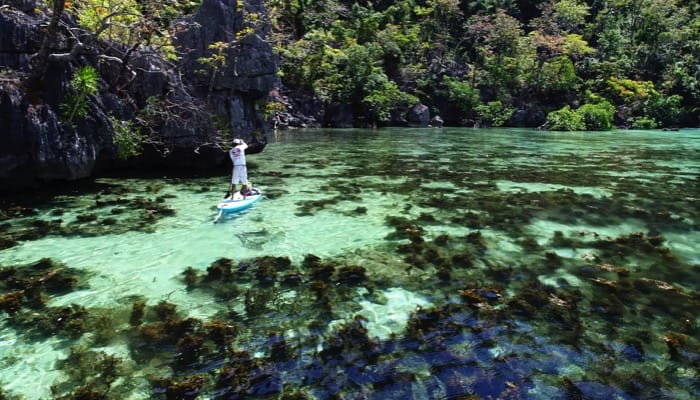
[266,0,700,129]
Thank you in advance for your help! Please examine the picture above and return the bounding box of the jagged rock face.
[406,103,430,128]
[510,106,546,127]
[0,0,279,191]
[0,3,40,69]
[0,83,114,190]
[175,0,279,142]
[0,1,115,190]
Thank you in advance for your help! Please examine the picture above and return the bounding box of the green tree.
[466,10,523,63]
[198,41,230,102]
[475,100,514,126]
[268,0,700,127]
[25,0,197,93]
[544,105,585,130]
[363,81,418,124]
[577,100,615,130]
[540,56,579,93]
[111,116,145,159]
[440,76,481,116]
[644,94,684,127]
[465,10,523,104]
[60,66,99,123]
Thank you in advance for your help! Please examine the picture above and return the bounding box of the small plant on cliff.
[60,65,99,123]
[198,41,230,102]
[110,115,145,159]
[260,100,286,122]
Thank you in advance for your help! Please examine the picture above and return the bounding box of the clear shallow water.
[1,128,699,399]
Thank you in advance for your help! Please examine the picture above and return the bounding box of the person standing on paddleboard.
[230,138,249,198]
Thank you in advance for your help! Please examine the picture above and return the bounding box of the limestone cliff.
[0,0,279,192]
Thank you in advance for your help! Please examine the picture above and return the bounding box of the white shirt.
[230,143,248,166]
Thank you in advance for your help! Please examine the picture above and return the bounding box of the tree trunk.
[24,0,66,98]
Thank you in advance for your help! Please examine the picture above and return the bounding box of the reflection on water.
[1,128,698,399]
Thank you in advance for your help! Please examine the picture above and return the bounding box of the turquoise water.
[1,128,698,399]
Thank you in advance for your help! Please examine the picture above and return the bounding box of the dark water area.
[0,128,698,399]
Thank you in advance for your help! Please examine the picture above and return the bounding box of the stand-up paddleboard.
[214,188,262,222]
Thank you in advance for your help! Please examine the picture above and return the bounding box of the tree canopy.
[267,0,700,128]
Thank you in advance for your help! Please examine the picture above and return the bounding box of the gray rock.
[429,115,444,128]
[406,103,430,127]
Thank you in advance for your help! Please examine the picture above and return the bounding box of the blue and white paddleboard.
[214,188,262,222]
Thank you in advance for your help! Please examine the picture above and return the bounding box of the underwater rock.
[302,253,323,269]
[451,251,474,269]
[100,217,117,225]
[154,300,178,321]
[433,234,450,246]
[436,266,452,281]
[267,331,297,362]
[182,267,199,290]
[550,230,578,248]
[215,350,282,398]
[663,331,690,360]
[137,316,203,352]
[451,211,484,229]
[244,288,277,317]
[307,259,335,282]
[598,263,630,277]
[520,236,541,251]
[205,258,234,281]
[544,251,563,268]
[1,258,84,297]
[336,265,367,285]
[255,262,278,285]
[252,256,291,285]
[591,277,618,290]
[0,265,16,280]
[53,345,124,399]
[138,322,171,346]
[592,231,675,261]
[466,230,485,246]
[309,280,331,303]
[320,315,381,363]
[403,253,428,269]
[279,391,313,400]
[405,303,471,350]
[280,271,304,287]
[384,216,425,242]
[129,300,146,326]
[152,374,206,400]
[176,333,206,367]
[353,206,368,214]
[397,241,423,254]
[204,320,240,348]
[611,370,665,397]
[590,292,626,319]
[0,290,24,314]
[0,236,19,250]
[506,280,565,320]
[633,277,688,296]
[9,304,90,339]
[54,385,109,400]
[459,286,502,309]
[75,213,98,223]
